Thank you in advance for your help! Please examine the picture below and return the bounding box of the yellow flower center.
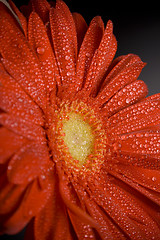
[55,101,107,174]
[62,113,94,164]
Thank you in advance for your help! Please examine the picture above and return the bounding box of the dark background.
[67,0,160,96]
[0,0,160,239]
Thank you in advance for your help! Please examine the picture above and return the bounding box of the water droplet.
[20,73,25,78]
[126,98,130,104]
[36,47,45,54]
[41,175,46,180]
[18,98,23,102]
[29,210,33,215]
[152,177,156,182]
[8,165,12,170]
[48,70,52,74]
[65,55,70,60]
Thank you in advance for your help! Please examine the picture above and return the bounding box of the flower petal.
[59,176,98,229]
[7,142,50,184]
[95,54,145,106]
[72,12,88,50]
[103,80,148,117]
[0,177,26,214]
[0,190,32,234]
[0,177,51,235]
[0,3,47,110]
[0,63,44,125]
[72,181,126,239]
[0,127,28,164]
[82,191,127,239]
[21,177,54,219]
[34,183,73,240]
[0,86,44,125]
[49,0,77,90]
[60,181,97,239]
[0,113,46,142]
[84,20,117,96]
[103,54,143,87]
[31,0,50,23]
[1,58,46,111]
[109,93,160,137]
[88,174,160,239]
[28,11,59,93]
[117,130,160,167]
[0,211,31,235]
[68,211,96,239]
[110,167,160,207]
[8,0,27,36]
[76,16,104,92]
[115,164,160,193]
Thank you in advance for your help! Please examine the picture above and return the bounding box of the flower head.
[0,0,160,239]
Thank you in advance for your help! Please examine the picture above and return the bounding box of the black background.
[0,0,160,239]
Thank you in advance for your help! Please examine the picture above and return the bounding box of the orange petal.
[8,0,27,36]
[68,210,96,239]
[1,58,46,112]
[0,3,47,110]
[59,176,98,229]
[0,86,44,125]
[49,0,77,90]
[71,180,125,239]
[76,16,104,92]
[118,130,160,164]
[117,165,160,193]
[0,63,44,126]
[103,80,148,117]
[35,183,73,240]
[21,177,54,218]
[1,162,55,233]
[28,11,60,92]
[84,20,117,96]
[0,194,32,235]
[110,168,160,207]
[81,189,126,239]
[88,175,160,239]
[0,180,27,214]
[0,127,28,164]
[109,93,160,136]
[0,62,23,90]
[0,213,31,235]
[0,113,46,142]
[72,12,88,50]
[96,57,146,106]
[7,142,50,184]
[32,0,50,23]
[101,54,142,89]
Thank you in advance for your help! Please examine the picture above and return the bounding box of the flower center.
[55,101,107,174]
[62,113,94,164]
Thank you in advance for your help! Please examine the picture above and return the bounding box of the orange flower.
[0,0,160,239]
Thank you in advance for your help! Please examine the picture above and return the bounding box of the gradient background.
[0,0,160,239]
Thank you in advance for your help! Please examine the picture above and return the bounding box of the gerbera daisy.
[0,0,160,239]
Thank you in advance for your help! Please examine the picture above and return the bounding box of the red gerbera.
[0,0,160,239]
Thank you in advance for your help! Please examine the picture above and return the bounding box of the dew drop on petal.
[152,177,156,182]
[36,47,45,54]
[125,98,130,104]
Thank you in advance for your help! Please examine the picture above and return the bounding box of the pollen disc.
[54,101,107,174]
[63,113,94,164]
